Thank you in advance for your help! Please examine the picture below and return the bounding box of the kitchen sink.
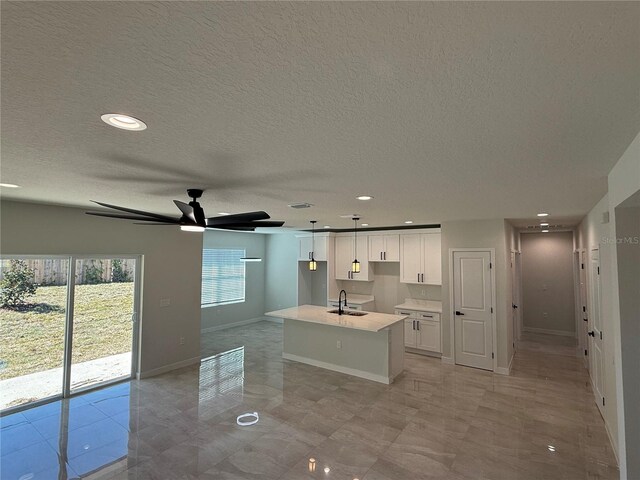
[327,309,368,316]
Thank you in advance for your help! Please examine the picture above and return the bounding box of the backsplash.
[338,262,441,313]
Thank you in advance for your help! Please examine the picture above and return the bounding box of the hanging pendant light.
[309,220,317,271]
[351,217,360,274]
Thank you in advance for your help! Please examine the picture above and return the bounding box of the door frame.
[448,248,498,372]
[0,254,142,415]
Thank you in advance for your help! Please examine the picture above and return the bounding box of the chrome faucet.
[338,290,348,315]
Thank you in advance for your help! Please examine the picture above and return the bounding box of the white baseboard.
[494,353,514,376]
[138,356,201,379]
[523,326,576,337]
[282,352,392,385]
[441,356,455,365]
[263,316,283,324]
[201,316,266,333]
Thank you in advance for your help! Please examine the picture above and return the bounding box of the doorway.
[451,249,496,371]
[0,256,140,413]
[589,247,605,415]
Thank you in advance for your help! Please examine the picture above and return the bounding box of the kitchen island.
[265,305,407,384]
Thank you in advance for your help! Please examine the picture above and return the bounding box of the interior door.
[510,251,518,352]
[590,248,605,413]
[579,250,589,367]
[453,251,494,370]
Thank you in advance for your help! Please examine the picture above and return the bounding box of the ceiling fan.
[86,189,285,232]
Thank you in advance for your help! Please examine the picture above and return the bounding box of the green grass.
[0,283,134,380]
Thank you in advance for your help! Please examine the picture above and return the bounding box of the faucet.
[338,290,348,315]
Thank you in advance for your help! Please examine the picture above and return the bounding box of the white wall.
[0,201,202,376]
[520,231,576,335]
[264,232,298,312]
[441,219,512,370]
[201,230,266,330]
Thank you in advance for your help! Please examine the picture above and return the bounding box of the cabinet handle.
[400,311,410,315]
[384,251,386,260]
[422,314,433,318]
[381,252,383,260]
[412,320,416,330]
[417,273,420,283]
[421,273,424,283]
[416,320,420,331]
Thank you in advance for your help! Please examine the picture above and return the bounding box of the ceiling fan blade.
[91,200,177,222]
[173,200,196,222]
[133,222,177,226]
[207,225,256,231]
[219,221,285,228]
[206,211,270,226]
[86,211,178,223]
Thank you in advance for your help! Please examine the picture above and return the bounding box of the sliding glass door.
[0,256,140,413]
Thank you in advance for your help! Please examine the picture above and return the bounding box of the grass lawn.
[0,282,134,380]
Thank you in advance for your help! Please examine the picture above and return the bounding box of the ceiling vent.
[288,202,313,209]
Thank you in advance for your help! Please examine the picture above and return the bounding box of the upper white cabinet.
[400,233,441,285]
[297,235,327,262]
[368,234,400,262]
[334,235,372,281]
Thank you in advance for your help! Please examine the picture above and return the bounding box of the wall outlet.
[421,289,426,296]
[179,336,185,345]
[160,298,170,307]
[543,312,548,318]
[336,340,342,349]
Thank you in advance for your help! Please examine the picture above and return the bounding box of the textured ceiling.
[2,2,639,230]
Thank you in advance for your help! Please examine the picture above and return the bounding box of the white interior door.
[589,248,605,414]
[510,251,518,350]
[453,251,494,370]
[579,250,589,367]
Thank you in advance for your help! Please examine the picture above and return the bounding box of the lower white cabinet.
[396,309,441,354]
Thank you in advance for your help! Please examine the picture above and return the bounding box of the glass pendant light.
[309,220,317,271]
[351,217,360,274]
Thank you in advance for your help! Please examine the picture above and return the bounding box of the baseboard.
[263,316,283,324]
[201,316,266,333]
[282,352,392,384]
[523,326,576,337]
[494,353,514,376]
[604,417,620,466]
[138,356,201,379]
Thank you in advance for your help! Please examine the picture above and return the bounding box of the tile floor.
[1,322,619,479]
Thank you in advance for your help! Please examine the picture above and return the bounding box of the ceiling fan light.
[180,224,205,232]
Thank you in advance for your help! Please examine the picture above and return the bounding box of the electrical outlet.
[336,340,342,349]
[543,312,548,318]
[179,336,185,345]
[160,298,170,307]
[421,289,426,296]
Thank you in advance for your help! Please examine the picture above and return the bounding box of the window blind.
[201,249,245,306]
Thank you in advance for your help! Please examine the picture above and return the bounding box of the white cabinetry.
[334,235,372,281]
[297,235,327,262]
[368,234,400,262]
[395,309,441,354]
[400,233,441,285]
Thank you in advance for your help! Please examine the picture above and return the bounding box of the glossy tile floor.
[1,322,618,479]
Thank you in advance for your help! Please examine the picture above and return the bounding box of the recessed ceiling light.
[361,223,369,227]
[101,113,147,131]
[356,195,373,201]
[537,212,549,217]
[542,229,549,233]
[540,223,549,227]
[548,445,556,452]
[0,183,20,188]
[218,212,230,216]
[180,225,205,232]
[324,225,331,229]
[404,220,413,224]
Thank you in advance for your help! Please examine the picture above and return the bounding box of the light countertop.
[327,294,374,305]
[265,305,407,332]
[394,299,442,313]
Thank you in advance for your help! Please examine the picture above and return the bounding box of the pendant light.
[351,217,360,274]
[309,220,317,271]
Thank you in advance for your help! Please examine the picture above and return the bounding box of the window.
[201,249,245,306]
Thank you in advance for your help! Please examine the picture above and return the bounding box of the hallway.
[0,323,619,479]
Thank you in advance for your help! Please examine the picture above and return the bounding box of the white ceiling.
[2,2,639,230]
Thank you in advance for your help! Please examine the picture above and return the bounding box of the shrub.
[111,259,130,283]
[83,261,104,285]
[0,260,38,308]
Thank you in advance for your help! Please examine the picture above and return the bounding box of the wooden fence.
[0,258,136,285]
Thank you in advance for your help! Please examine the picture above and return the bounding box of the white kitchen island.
[265,305,407,384]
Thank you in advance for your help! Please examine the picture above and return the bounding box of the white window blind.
[201,249,245,306]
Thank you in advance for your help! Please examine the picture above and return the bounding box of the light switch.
[160,298,171,307]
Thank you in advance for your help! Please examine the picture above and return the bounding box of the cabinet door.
[368,235,385,262]
[404,319,416,347]
[416,319,441,352]
[400,234,422,284]
[383,234,400,262]
[334,236,353,280]
[352,236,371,280]
[297,236,313,261]
[422,233,442,285]
[314,236,328,262]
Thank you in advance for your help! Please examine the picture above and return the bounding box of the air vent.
[288,203,313,209]
[526,224,566,229]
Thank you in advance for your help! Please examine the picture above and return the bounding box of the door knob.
[455,311,465,316]
[588,331,595,337]
[512,304,518,309]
